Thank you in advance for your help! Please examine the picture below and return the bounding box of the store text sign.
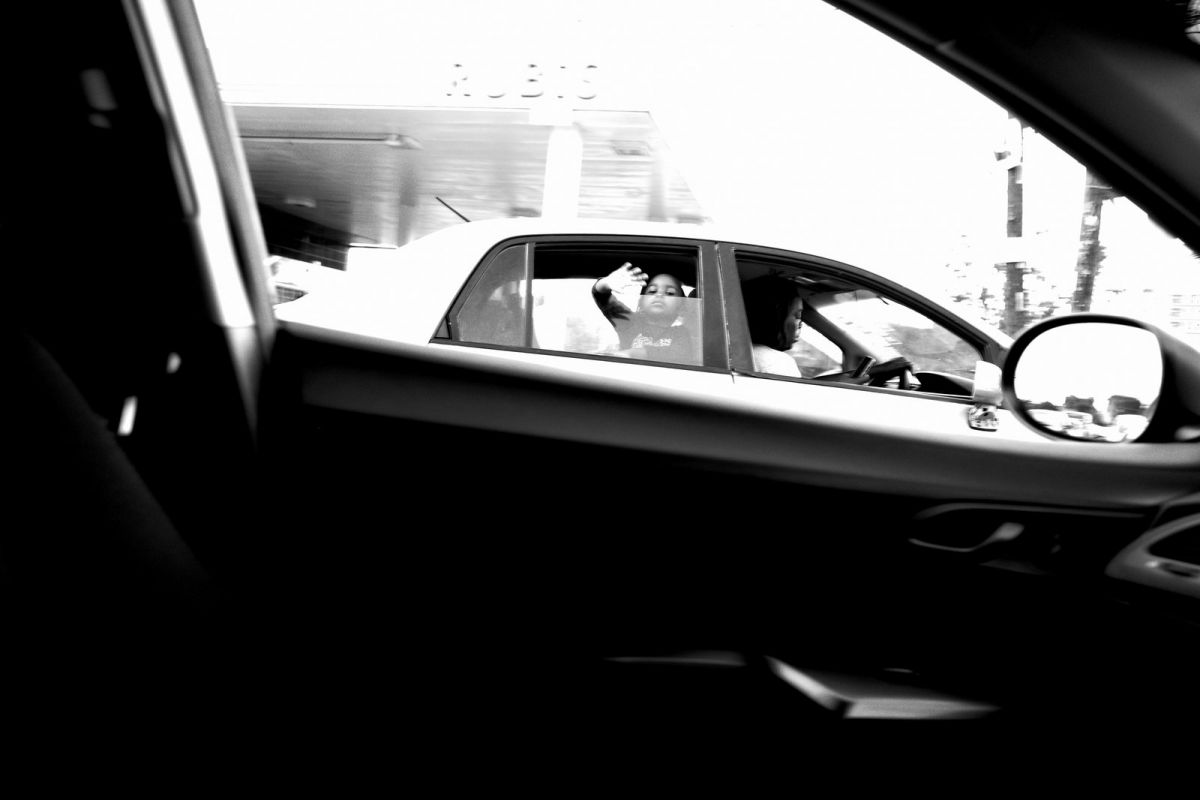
[446,63,599,102]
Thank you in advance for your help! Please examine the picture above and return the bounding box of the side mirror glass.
[1005,318,1162,443]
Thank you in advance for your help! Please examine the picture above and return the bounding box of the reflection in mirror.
[1013,323,1162,442]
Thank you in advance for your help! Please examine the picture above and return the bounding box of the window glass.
[791,326,842,379]
[194,0,1200,381]
[452,244,530,346]
[530,278,619,354]
[815,291,980,379]
[738,260,981,386]
[449,242,703,366]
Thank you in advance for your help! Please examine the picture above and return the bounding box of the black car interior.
[8,0,1200,770]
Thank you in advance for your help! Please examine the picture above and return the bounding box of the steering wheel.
[866,356,916,388]
[811,356,916,387]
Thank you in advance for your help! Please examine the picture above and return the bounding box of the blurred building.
[227,68,707,269]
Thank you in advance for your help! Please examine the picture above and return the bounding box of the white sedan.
[274,216,1047,443]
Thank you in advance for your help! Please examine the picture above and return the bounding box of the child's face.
[639,274,684,320]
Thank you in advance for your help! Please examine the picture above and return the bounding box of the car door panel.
[272,325,1200,504]
[258,325,1200,743]
[728,369,1044,441]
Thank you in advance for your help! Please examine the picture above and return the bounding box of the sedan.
[275,216,1041,442]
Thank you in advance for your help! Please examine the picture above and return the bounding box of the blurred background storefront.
[225,68,707,269]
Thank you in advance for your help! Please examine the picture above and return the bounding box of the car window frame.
[718,242,1005,396]
[437,233,728,371]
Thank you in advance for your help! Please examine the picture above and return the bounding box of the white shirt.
[752,344,802,377]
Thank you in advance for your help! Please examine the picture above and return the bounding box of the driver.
[741,275,803,377]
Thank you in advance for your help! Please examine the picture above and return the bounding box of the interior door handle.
[908,521,1025,553]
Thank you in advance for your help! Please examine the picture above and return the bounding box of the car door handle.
[908,521,1025,553]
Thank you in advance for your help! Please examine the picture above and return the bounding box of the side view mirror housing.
[1001,314,1200,443]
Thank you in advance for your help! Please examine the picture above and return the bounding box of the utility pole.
[1071,171,1117,312]
[996,114,1033,336]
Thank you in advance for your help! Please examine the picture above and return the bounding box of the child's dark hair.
[741,275,796,350]
[640,273,685,295]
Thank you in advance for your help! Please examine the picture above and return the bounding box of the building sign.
[446,63,599,104]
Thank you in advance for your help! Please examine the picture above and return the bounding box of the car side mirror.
[1001,314,1200,443]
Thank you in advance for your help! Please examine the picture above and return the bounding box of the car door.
[719,242,1043,441]
[195,0,1200,756]
[187,0,1200,746]
[16,0,1200,767]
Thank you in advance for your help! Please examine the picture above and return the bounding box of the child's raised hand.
[596,262,647,294]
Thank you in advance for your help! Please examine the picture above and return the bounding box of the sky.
[193,0,1200,330]
[193,0,1006,264]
